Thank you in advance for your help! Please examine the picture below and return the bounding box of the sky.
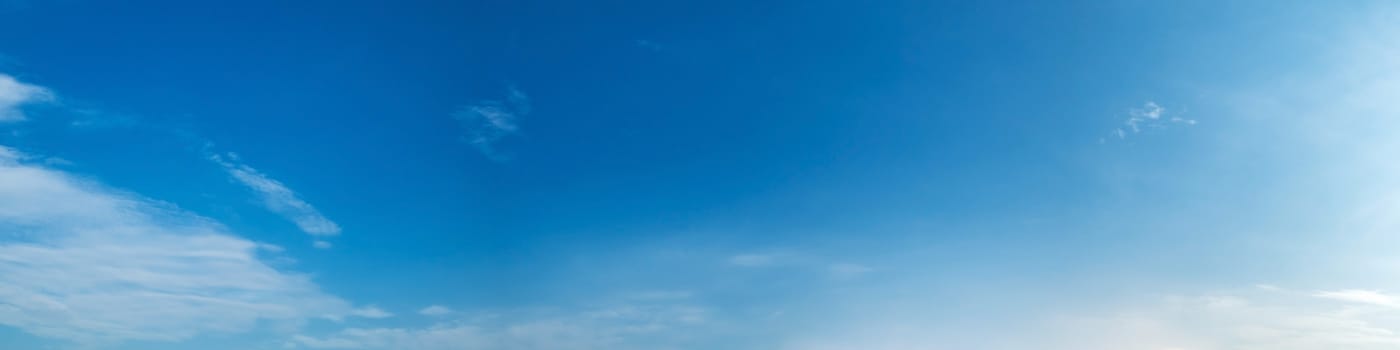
[3,0,1400,349]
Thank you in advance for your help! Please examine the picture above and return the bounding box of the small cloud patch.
[1103,101,1196,142]
[418,305,453,316]
[454,87,530,161]
[0,73,54,122]
[350,306,394,319]
[208,152,342,242]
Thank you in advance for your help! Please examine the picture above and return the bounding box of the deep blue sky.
[3,1,1400,349]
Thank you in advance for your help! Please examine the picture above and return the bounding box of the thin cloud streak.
[293,304,707,350]
[453,86,530,160]
[209,152,341,237]
[1039,286,1400,350]
[0,73,53,122]
[1104,101,1197,142]
[1315,289,1400,308]
[418,305,453,316]
[0,145,353,344]
[350,306,394,319]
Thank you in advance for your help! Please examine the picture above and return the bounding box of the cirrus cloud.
[453,86,530,161]
[209,152,342,238]
[0,73,52,122]
[0,145,354,345]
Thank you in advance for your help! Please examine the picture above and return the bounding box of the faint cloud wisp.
[418,305,453,317]
[1042,285,1400,350]
[208,152,342,238]
[1104,101,1196,142]
[1314,289,1400,308]
[293,304,707,350]
[350,306,394,319]
[453,86,530,161]
[0,73,53,122]
[0,145,353,344]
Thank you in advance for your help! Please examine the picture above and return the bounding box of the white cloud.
[1038,287,1400,350]
[453,87,529,160]
[1126,101,1165,132]
[781,286,1400,350]
[1315,290,1400,308]
[313,240,333,249]
[417,305,453,317]
[0,73,52,122]
[350,306,393,319]
[292,324,487,350]
[293,305,706,350]
[1109,101,1196,140]
[258,242,287,253]
[728,253,872,281]
[0,145,24,161]
[209,152,341,237]
[0,145,353,344]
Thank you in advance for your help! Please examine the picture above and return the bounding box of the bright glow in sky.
[4,1,1400,349]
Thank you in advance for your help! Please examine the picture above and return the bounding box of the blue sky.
[4,1,1400,349]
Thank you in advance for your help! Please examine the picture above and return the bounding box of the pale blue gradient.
[2,1,1400,349]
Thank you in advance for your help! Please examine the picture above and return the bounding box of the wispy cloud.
[0,73,53,122]
[350,306,394,319]
[293,304,706,350]
[453,86,529,160]
[0,75,341,244]
[1104,101,1196,142]
[782,285,1400,350]
[1037,286,1400,350]
[728,252,871,280]
[418,305,453,317]
[208,152,341,237]
[0,145,353,344]
[1315,289,1400,308]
